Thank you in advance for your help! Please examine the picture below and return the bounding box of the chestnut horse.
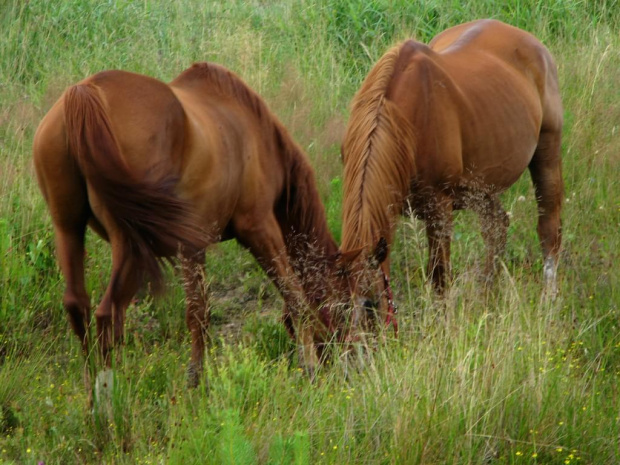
[340,20,563,323]
[33,62,351,390]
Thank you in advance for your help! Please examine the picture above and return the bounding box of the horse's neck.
[278,155,338,280]
[284,223,338,269]
[281,211,338,307]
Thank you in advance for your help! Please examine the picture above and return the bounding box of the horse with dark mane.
[339,20,563,325]
[33,62,352,391]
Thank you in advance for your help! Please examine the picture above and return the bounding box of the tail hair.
[64,83,206,289]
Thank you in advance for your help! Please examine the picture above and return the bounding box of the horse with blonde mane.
[33,62,353,392]
[340,20,563,327]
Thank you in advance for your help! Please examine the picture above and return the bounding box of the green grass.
[1,0,619,463]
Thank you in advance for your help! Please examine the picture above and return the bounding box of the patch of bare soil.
[209,283,281,341]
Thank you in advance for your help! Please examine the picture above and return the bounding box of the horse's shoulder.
[388,39,443,90]
[171,62,242,92]
[170,62,211,88]
[392,39,434,69]
[171,62,265,110]
[400,39,430,55]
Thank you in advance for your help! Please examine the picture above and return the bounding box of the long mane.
[341,43,417,252]
[176,62,338,276]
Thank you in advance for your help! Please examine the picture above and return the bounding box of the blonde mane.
[341,43,417,252]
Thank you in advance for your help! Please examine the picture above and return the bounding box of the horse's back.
[386,20,561,190]
[430,19,561,129]
[430,19,551,69]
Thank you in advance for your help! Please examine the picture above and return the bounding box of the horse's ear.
[369,237,388,269]
[335,247,364,272]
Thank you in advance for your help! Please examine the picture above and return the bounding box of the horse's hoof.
[187,372,199,389]
[187,363,206,390]
[302,365,317,382]
[542,286,559,303]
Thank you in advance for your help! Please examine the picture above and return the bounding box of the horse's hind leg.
[44,186,93,391]
[53,219,101,402]
[529,130,563,298]
[181,248,209,388]
[90,241,141,404]
[55,221,91,354]
[34,103,95,355]
[35,123,94,392]
[471,193,509,283]
[94,238,141,367]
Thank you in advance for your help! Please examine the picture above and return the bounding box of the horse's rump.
[63,81,205,288]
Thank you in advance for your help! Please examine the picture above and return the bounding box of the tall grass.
[1,0,619,463]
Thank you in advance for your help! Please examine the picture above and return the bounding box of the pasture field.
[1,0,619,463]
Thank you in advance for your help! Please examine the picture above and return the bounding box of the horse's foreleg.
[281,303,296,338]
[236,214,318,377]
[424,196,453,293]
[474,193,509,282]
[529,130,563,299]
[181,249,209,388]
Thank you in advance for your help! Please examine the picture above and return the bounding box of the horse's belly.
[462,141,536,192]
[459,105,540,190]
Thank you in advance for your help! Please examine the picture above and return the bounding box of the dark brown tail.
[64,83,205,289]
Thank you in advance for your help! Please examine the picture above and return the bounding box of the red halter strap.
[381,269,398,337]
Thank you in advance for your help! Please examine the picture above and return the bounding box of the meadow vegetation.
[1,0,619,463]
